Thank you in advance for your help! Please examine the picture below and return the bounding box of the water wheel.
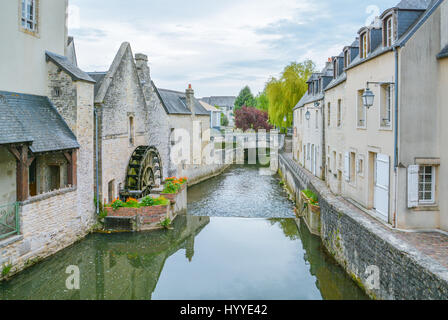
[123,146,163,198]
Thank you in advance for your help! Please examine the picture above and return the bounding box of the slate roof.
[0,91,79,153]
[293,92,324,110]
[156,88,210,116]
[87,72,107,97]
[395,0,433,10]
[199,100,220,112]
[45,51,95,83]
[200,96,236,108]
[325,72,347,91]
[437,44,448,59]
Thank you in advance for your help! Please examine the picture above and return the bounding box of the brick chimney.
[186,84,195,116]
[135,53,151,103]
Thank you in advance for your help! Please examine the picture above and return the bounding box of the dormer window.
[21,0,38,32]
[344,50,350,68]
[360,32,368,59]
[384,16,394,47]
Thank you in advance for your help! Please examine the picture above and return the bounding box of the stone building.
[199,100,222,131]
[200,96,236,127]
[0,0,95,275]
[292,0,448,231]
[293,61,333,180]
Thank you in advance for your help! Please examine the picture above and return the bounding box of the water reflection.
[0,165,368,300]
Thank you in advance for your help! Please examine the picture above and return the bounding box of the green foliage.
[302,189,319,205]
[163,181,180,194]
[234,86,256,110]
[141,196,169,207]
[2,263,12,277]
[160,217,172,229]
[220,113,229,126]
[265,60,315,129]
[111,199,125,210]
[255,91,269,111]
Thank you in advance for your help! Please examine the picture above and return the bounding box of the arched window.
[129,116,135,145]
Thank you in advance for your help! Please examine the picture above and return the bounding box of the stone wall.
[278,153,448,300]
[0,188,92,279]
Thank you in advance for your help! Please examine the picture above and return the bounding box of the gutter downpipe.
[94,107,100,215]
[393,46,399,228]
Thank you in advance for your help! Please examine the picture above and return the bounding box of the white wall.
[0,0,68,95]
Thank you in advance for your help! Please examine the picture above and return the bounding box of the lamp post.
[362,81,395,109]
[305,110,311,121]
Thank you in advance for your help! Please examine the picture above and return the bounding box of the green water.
[0,165,368,300]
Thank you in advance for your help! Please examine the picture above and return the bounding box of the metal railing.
[0,202,20,240]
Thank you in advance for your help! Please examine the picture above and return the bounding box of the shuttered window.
[408,165,436,207]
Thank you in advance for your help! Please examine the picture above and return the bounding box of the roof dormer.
[381,10,396,47]
[359,28,369,59]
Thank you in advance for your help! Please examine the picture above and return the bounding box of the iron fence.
[0,202,20,240]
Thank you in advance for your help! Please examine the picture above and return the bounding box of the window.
[315,110,319,129]
[337,99,342,127]
[380,84,392,128]
[357,156,364,176]
[332,151,337,173]
[360,32,368,59]
[129,116,135,145]
[300,109,303,124]
[418,166,435,204]
[21,0,38,32]
[344,50,350,68]
[53,87,61,97]
[384,16,394,47]
[350,152,356,182]
[327,103,331,127]
[357,90,366,128]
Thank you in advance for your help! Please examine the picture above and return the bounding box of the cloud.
[69,0,398,97]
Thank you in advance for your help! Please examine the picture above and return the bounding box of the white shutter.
[344,152,350,181]
[408,165,419,208]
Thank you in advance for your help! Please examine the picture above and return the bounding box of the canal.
[0,165,368,300]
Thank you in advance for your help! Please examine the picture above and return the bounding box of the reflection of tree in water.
[0,214,210,300]
[268,218,299,241]
[295,219,369,300]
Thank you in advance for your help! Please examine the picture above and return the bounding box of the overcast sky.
[68,0,397,98]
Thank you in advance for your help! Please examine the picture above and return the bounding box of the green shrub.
[111,199,125,210]
[2,264,12,277]
[302,189,319,205]
[162,181,180,194]
[160,217,172,229]
[141,196,155,207]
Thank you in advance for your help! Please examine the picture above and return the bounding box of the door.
[311,145,315,174]
[374,154,390,220]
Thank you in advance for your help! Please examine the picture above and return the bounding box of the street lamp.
[362,87,375,109]
[305,110,311,121]
[362,81,395,109]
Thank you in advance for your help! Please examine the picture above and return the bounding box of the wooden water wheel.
[122,146,163,198]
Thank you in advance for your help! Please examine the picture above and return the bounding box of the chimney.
[326,57,332,69]
[135,53,151,102]
[186,84,195,116]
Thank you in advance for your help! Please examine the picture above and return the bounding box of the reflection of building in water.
[0,215,209,300]
[294,219,368,300]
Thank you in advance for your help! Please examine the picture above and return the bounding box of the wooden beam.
[7,146,21,161]
[67,150,77,187]
[16,145,29,201]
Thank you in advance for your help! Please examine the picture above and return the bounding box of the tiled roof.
[45,51,95,83]
[156,88,210,116]
[437,44,448,59]
[325,72,347,91]
[199,100,220,112]
[87,72,107,97]
[200,96,236,108]
[293,92,324,110]
[0,91,79,152]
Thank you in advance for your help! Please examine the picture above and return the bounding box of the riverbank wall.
[278,152,448,300]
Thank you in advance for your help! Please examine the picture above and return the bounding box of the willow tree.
[265,60,315,130]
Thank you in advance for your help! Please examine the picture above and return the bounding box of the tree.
[234,106,273,132]
[234,86,256,110]
[255,91,269,111]
[220,112,229,126]
[265,60,315,130]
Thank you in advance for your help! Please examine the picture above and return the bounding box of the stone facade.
[279,152,448,300]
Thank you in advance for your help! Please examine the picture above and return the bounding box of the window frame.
[380,84,393,129]
[337,99,342,128]
[384,15,394,47]
[418,165,436,205]
[20,0,38,33]
[360,32,368,59]
[357,90,367,129]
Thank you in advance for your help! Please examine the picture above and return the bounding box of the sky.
[68,0,398,98]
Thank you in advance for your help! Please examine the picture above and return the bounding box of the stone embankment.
[279,152,448,300]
